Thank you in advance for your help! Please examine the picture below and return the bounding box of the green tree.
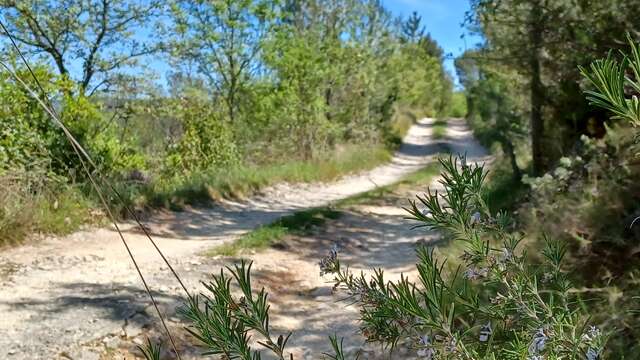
[165,92,238,172]
[469,0,563,175]
[0,0,164,95]
[171,0,277,123]
[468,0,640,175]
[456,50,527,180]
[401,11,425,43]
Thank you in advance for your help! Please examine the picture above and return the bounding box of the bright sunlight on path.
[0,118,488,359]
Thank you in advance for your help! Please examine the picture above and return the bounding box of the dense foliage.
[457,10,640,356]
[7,0,640,358]
[460,0,640,175]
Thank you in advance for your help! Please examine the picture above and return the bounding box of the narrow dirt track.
[0,118,488,359]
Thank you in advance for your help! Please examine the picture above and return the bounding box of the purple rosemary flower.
[463,266,488,280]
[528,328,547,355]
[470,211,482,225]
[581,325,601,343]
[444,337,458,353]
[479,322,492,342]
[586,347,600,360]
[500,247,513,263]
[416,335,435,359]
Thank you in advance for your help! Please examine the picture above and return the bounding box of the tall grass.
[0,169,97,245]
[126,143,394,210]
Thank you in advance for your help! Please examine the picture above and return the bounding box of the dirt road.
[0,118,487,359]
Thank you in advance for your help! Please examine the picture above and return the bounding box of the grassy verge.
[2,110,420,245]
[0,175,99,246]
[207,208,342,256]
[171,108,423,206]
[336,162,441,207]
[208,162,442,256]
[136,143,394,210]
[433,118,448,139]
[1,144,391,245]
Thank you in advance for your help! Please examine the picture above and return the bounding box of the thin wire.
[0,20,185,359]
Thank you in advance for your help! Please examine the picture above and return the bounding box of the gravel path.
[0,118,488,359]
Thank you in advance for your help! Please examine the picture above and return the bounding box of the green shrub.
[165,96,239,173]
[383,106,419,148]
[0,66,56,172]
[325,156,602,359]
[448,91,467,118]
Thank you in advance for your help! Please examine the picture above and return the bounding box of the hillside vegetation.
[0,2,453,244]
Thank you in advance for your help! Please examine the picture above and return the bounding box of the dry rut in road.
[0,118,488,359]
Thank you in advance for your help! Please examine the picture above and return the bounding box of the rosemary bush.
[321,155,604,359]
[180,261,293,360]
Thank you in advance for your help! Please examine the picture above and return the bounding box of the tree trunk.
[466,96,474,120]
[325,87,332,121]
[502,139,522,181]
[529,0,545,175]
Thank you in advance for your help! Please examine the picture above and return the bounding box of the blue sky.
[384,0,483,85]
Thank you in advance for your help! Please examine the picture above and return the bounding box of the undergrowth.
[0,142,391,244]
[1,98,422,244]
[147,143,393,208]
[0,168,99,246]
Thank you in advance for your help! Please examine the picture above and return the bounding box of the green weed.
[0,171,99,245]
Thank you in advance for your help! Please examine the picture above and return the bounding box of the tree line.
[0,0,453,173]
